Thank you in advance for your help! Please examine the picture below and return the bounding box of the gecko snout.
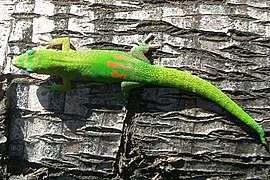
[12,54,27,69]
[12,56,19,66]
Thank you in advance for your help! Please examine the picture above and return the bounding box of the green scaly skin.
[12,35,268,151]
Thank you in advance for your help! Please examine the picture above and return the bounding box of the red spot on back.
[114,54,138,64]
[106,62,124,69]
[111,70,128,79]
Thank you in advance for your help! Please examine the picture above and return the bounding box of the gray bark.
[1,0,270,179]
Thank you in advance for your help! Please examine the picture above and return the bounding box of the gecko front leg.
[39,35,71,51]
[39,36,73,92]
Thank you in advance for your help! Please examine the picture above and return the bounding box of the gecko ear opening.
[26,50,36,55]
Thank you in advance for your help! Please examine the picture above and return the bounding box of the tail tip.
[264,142,270,153]
[262,138,270,153]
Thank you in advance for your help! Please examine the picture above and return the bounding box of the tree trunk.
[1,0,269,179]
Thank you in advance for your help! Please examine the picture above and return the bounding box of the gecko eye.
[26,50,36,55]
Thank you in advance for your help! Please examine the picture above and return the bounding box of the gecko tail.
[148,66,268,151]
[264,141,270,153]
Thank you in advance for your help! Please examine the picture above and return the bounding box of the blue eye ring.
[26,68,34,73]
[26,50,36,55]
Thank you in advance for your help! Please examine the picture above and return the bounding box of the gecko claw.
[142,34,160,50]
[143,34,155,44]
[38,35,55,49]
[134,34,160,51]
[39,35,53,44]
[149,44,160,49]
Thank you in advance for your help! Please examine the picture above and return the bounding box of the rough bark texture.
[1,0,270,179]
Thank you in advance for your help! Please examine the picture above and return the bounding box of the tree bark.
[1,0,270,179]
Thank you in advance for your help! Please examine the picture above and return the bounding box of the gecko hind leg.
[130,34,160,63]
[121,34,160,97]
[110,81,144,102]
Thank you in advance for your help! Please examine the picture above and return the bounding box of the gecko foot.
[50,83,71,92]
[39,35,54,49]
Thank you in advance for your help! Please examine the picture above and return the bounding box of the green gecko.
[12,34,268,151]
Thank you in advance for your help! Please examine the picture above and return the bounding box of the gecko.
[12,34,268,151]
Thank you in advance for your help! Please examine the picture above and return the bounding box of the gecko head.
[12,50,36,73]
